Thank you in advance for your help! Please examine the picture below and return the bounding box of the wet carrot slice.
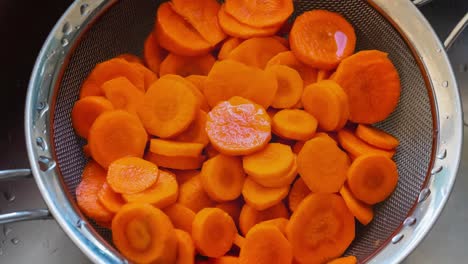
[145,152,206,170]
[288,177,311,212]
[186,75,207,93]
[178,175,215,212]
[71,96,114,138]
[340,184,373,225]
[242,177,289,210]
[175,229,196,264]
[130,62,158,91]
[172,170,199,186]
[337,129,395,159]
[117,53,144,64]
[355,124,399,150]
[252,155,297,188]
[107,157,159,194]
[150,139,204,158]
[224,0,294,28]
[98,182,126,213]
[239,203,289,236]
[160,53,216,77]
[227,37,288,69]
[266,51,318,85]
[266,65,304,109]
[143,32,165,74]
[102,77,144,115]
[216,199,243,227]
[164,203,196,234]
[174,111,210,146]
[272,109,318,141]
[218,37,243,60]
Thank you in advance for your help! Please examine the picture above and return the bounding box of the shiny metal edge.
[368,0,463,263]
[25,0,124,263]
[0,209,52,225]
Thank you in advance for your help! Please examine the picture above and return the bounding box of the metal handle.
[412,0,433,7]
[0,169,32,181]
[0,209,52,224]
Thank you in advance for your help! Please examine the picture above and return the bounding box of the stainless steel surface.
[0,210,51,225]
[0,169,31,181]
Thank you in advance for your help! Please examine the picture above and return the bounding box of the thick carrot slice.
[98,182,126,213]
[71,96,114,138]
[150,139,204,158]
[355,124,399,150]
[186,75,207,93]
[290,10,356,70]
[192,208,237,258]
[287,193,355,264]
[216,199,243,227]
[332,50,401,123]
[80,58,145,98]
[317,70,332,82]
[164,75,210,112]
[88,110,147,169]
[266,51,318,85]
[288,177,311,212]
[211,256,239,264]
[266,65,303,109]
[327,256,357,264]
[340,184,373,225]
[107,157,159,194]
[257,218,289,236]
[117,53,144,64]
[297,137,350,193]
[131,62,158,91]
[173,170,200,185]
[156,3,212,56]
[239,203,289,236]
[171,0,226,46]
[253,155,297,188]
[206,96,271,155]
[224,0,293,28]
[160,53,216,77]
[337,129,395,159]
[112,203,177,264]
[138,75,199,138]
[175,229,196,264]
[242,177,289,211]
[174,111,210,146]
[227,37,287,69]
[329,80,350,131]
[218,7,281,39]
[76,161,114,222]
[243,143,294,182]
[218,37,243,60]
[347,154,398,205]
[145,152,206,170]
[143,32,164,74]
[200,154,246,202]
[238,224,292,264]
[102,77,144,115]
[272,109,317,141]
[164,203,196,234]
[178,175,216,212]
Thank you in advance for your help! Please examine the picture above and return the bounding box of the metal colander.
[17,0,465,263]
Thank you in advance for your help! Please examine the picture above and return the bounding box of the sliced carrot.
[239,203,289,236]
[83,144,91,157]
[175,229,196,264]
[347,154,398,205]
[242,177,289,211]
[257,218,289,236]
[332,50,401,123]
[330,80,350,131]
[138,75,199,138]
[131,62,158,91]
[150,139,204,158]
[327,256,358,264]
[145,152,205,170]
[173,170,199,186]
[71,96,114,138]
[107,157,159,194]
[143,32,164,74]
[266,51,318,85]
[206,96,272,155]
[192,208,237,258]
[174,111,210,146]
[216,199,243,227]
[218,7,281,39]
[160,53,216,77]
[76,161,114,222]
[224,0,293,28]
[253,155,297,188]
[355,124,399,150]
[287,193,355,264]
[227,37,287,69]
[112,203,177,264]
[290,10,356,70]
[266,65,303,109]
[156,3,212,56]
[98,182,126,213]
[218,37,243,60]
[102,77,144,115]
[233,233,246,249]
[340,184,373,225]
[164,74,210,112]
[178,175,216,212]
[117,53,144,64]
[317,69,332,82]
[171,0,226,46]
[272,109,317,141]
[80,58,145,98]
[297,137,350,193]
[337,129,395,158]
[204,60,278,109]
[238,224,292,264]
[186,75,207,93]
[288,177,311,212]
[164,203,196,234]
[88,110,147,169]
[211,256,239,264]
[273,36,289,48]
[200,154,246,202]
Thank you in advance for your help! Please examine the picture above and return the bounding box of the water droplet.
[38,156,56,172]
[445,115,450,119]
[436,48,442,53]
[391,234,404,244]
[431,165,443,174]
[3,192,15,203]
[442,81,448,87]
[61,38,69,47]
[404,217,417,226]
[3,225,12,237]
[36,137,46,151]
[80,4,89,16]
[418,188,431,203]
[11,238,19,245]
[437,149,447,159]
[62,22,72,35]
[37,102,49,118]
[46,50,56,59]
[75,25,81,30]
[36,102,47,110]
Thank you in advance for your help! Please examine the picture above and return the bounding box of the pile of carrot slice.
[72,0,402,263]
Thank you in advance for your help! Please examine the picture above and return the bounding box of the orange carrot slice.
[211,256,239,264]
[252,155,297,188]
[173,170,200,186]
[163,75,209,112]
[242,177,289,211]
[83,144,91,157]
[186,75,207,93]
[257,217,289,236]
[178,175,215,212]
[327,256,358,264]
[175,229,196,264]
[218,7,281,39]
[272,109,318,141]
[218,38,243,60]
[337,129,395,158]
[143,32,164,74]
[239,203,289,236]
[160,53,216,77]
[97,182,126,213]
[107,157,159,194]
[150,139,204,158]
[266,65,303,109]
[355,124,399,150]
[340,184,373,225]
[71,96,114,138]
[164,203,196,234]
[117,53,144,64]
[174,110,210,146]
[131,62,158,91]
[102,77,144,115]
[288,177,311,212]
[145,152,206,170]
[216,199,243,227]
[317,69,332,82]
[224,0,294,28]
[266,51,318,85]
[227,37,287,69]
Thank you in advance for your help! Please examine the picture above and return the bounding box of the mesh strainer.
[0,0,466,263]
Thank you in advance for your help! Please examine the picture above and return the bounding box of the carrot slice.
[227,37,287,69]
[332,50,401,123]
[150,139,204,158]
[288,177,311,212]
[242,177,289,211]
[204,60,278,109]
[165,74,210,112]
[178,175,216,212]
[174,110,210,146]
[266,51,318,85]
[160,53,216,77]
[173,170,200,185]
[88,110,147,169]
[200,154,246,202]
[102,77,144,115]
[272,109,318,141]
[297,137,350,193]
[143,32,164,74]
[192,208,237,258]
[340,184,373,225]
[117,53,144,64]
[171,0,226,46]
[239,203,289,236]
[216,199,243,227]
[98,182,126,213]
[327,256,358,264]
[224,0,293,28]
[112,203,177,264]
[211,256,239,264]
[355,124,399,150]
[347,154,398,205]
[186,75,207,93]
[290,10,356,70]
[131,62,158,91]
[107,157,159,194]
[175,229,196,264]
[145,152,205,170]
[330,80,350,131]
[156,3,212,56]
[337,129,395,159]
[266,65,303,109]
[80,58,145,98]
[238,224,292,264]
[138,75,199,138]
[257,218,289,236]
[218,7,281,39]
[252,155,297,188]
[287,193,355,264]
[317,70,332,82]
[83,144,91,157]
[164,203,196,234]
[218,37,243,60]
[71,96,114,138]
[206,96,272,155]
[76,161,114,222]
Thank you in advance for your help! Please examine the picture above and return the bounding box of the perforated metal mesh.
[53,0,433,262]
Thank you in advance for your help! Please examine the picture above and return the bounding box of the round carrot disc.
[224,0,294,28]
[272,109,318,141]
[71,96,114,138]
[107,157,159,194]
